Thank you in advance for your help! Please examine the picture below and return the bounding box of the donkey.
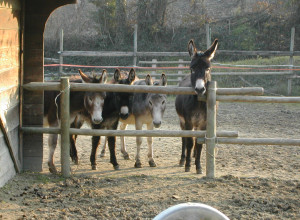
[88,68,136,170]
[175,39,218,174]
[119,74,167,168]
[44,69,107,174]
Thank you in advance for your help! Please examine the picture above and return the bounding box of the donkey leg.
[100,136,107,158]
[48,134,58,174]
[195,142,203,174]
[91,135,100,170]
[134,119,143,168]
[147,123,156,167]
[179,137,186,167]
[179,119,186,166]
[70,116,84,165]
[185,137,194,172]
[120,123,129,160]
[107,136,119,170]
[70,134,79,164]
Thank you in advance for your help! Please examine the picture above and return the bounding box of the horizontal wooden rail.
[23,82,264,96]
[197,137,300,146]
[45,72,294,79]
[59,50,300,57]
[21,127,238,138]
[216,95,300,103]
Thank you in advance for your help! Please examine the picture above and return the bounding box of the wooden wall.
[0,0,21,187]
[0,0,76,187]
[22,0,76,171]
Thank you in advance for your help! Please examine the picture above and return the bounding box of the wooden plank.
[0,8,20,30]
[0,86,19,110]
[60,50,300,58]
[23,82,264,96]
[61,51,135,57]
[22,90,43,104]
[22,103,43,125]
[206,81,217,178]
[0,114,20,173]
[22,127,239,138]
[217,50,300,56]
[216,137,300,146]
[0,29,19,48]
[0,47,19,69]
[0,150,15,187]
[0,67,19,88]
[22,134,43,157]
[22,156,43,171]
[217,95,300,103]
[0,103,19,133]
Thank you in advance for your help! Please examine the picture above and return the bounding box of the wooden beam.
[0,114,20,173]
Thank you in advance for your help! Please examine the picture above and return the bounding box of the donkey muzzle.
[195,87,206,95]
[153,120,162,128]
[120,106,129,120]
[92,117,103,124]
[195,79,206,95]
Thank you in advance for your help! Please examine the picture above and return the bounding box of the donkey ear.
[114,69,121,82]
[145,74,153,85]
[78,69,92,83]
[160,73,167,86]
[204,39,218,61]
[99,69,107,84]
[128,68,136,84]
[188,39,197,57]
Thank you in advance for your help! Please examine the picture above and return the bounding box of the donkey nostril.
[120,113,129,120]
[93,118,103,124]
[195,87,206,95]
[153,121,161,128]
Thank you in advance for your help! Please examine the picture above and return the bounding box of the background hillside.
[44,0,299,60]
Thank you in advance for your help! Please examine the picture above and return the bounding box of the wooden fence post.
[178,59,183,83]
[152,59,157,78]
[133,24,138,66]
[206,81,217,178]
[206,23,211,49]
[60,77,70,177]
[287,27,295,95]
[59,29,64,75]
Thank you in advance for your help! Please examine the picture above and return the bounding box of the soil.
[0,101,299,220]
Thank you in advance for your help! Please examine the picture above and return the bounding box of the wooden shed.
[0,0,76,187]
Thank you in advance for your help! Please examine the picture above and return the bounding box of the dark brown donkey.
[44,69,107,174]
[175,39,218,174]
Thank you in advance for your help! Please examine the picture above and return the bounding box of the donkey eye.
[162,100,165,105]
[149,101,153,106]
[88,96,93,102]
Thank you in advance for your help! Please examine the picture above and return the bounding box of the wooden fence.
[45,27,299,94]
[22,79,300,178]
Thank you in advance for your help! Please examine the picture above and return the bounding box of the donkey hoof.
[185,166,191,172]
[196,168,203,174]
[100,150,106,158]
[114,165,120,170]
[123,153,130,160]
[134,162,142,168]
[73,158,79,165]
[49,167,57,174]
[91,165,97,170]
[179,160,185,167]
[149,160,157,167]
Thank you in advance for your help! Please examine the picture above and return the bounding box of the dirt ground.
[0,100,299,220]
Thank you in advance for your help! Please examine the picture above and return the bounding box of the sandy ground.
[0,100,299,219]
